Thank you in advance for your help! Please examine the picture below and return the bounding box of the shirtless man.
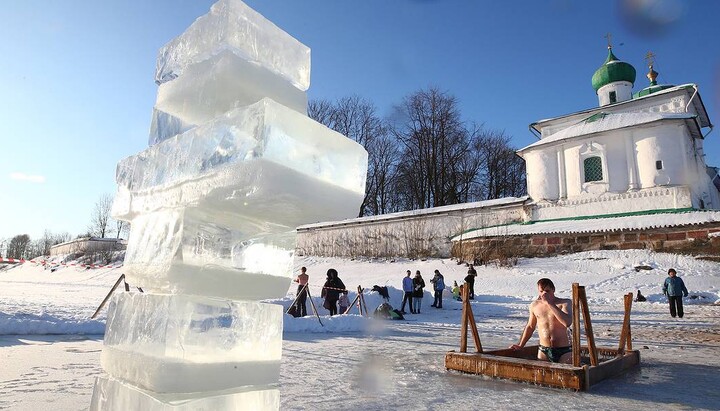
[510,278,573,363]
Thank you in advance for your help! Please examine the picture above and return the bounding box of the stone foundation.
[453,223,720,262]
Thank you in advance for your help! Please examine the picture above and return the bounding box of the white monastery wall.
[296,204,525,258]
[597,81,633,106]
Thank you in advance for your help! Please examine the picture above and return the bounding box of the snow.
[455,210,720,240]
[2,249,720,410]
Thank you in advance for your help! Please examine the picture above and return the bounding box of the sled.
[445,283,640,391]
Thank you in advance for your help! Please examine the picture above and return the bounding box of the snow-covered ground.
[1,250,719,410]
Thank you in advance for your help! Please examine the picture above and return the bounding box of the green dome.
[591,49,636,92]
[633,84,673,98]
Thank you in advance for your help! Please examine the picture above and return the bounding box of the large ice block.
[122,208,294,299]
[149,108,196,146]
[156,0,310,91]
[113,98,368,224]
[153,50,308,135]
[91,375,280,411]
[102,293,282,393]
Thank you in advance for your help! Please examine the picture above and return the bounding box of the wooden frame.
[445,283,640,391]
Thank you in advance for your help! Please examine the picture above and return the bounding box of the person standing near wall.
[430,269,445,309]
[294,266,309,317]
[662,268,689,318]
[413,270,426,314]
[321,268,345,316]
[465,264,477,300]
[400,270,414,314]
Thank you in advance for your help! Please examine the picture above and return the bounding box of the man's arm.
[511,305,537,349]
[541,295,572,328]
[681,278,688,297]
[662,278,668,295]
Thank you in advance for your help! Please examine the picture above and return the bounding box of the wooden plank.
[625,293,633,351]
[460,285,469,353]
[578,286,598,366]
[445,351,585,390]
[466,302,483,353]
[587,351,640,385]
[572,283,581,367]
[91,274,126,319]
[618,293,630,352]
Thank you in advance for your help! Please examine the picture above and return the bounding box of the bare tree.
[7,234,31,259]
[88,194,114,238]
[478,131,526,199]
[308,95,392,217]
[390,87,474,209]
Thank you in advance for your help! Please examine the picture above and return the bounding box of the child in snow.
[452,281,461,301]
[338,291,350,314]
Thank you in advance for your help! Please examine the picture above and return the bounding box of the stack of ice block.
[91,1,367,409]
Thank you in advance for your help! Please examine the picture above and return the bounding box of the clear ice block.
[101,293,283,393]
[156,0,310,91]
[122,208,294,299]
[154,50,308,134]
[90,375,279,411]
[113,98,368,224]
[149,108,196,146]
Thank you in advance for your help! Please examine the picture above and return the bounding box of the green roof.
[591,49,636,92]
[633,83,674,98]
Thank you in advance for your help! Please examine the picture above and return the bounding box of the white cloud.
[10,172,46,183]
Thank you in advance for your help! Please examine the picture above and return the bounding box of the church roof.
[530,84,711,136]
[591,48,636,91]
[519,111,697,153]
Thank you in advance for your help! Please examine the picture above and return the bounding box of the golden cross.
[645,51,656,67]
[604,32,612,49]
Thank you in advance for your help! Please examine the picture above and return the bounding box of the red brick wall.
[453,223,720,262]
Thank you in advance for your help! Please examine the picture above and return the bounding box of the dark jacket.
[413,277,425,298]
[322,277,346,301]
[663,276,688,297]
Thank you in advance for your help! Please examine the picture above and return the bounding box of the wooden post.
[305,287,324,327]
[466,300,483,353]
[346,294,361,314]
[460,284,469,353]
[572,283,581,367]
[286,284,306,314]
[357,285,369,317]
[624,293,633,351]
[578,286,598,366]
[91,274,127,319]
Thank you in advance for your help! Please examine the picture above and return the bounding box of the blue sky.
[1,0,719,241]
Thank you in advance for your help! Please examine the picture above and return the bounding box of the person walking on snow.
[413,271,426,314]
[430,269,445,308]
[400,270,414,314]
[662,268,688,318]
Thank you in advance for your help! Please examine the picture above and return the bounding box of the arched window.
[584,156,603,182]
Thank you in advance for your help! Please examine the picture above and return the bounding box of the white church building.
[297,45,720,259]
[519,46,718,223]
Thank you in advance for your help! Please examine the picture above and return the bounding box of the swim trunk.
[539,345,572,363]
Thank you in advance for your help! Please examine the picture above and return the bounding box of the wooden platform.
[445,345,640,391]
[445,283,641,391]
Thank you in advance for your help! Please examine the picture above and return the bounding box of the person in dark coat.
[412,270,426,314]
[321,268,346,316]
[662,268,688,318]
[465,264,477,300]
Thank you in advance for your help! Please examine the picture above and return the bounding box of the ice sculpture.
[91,1,367,409]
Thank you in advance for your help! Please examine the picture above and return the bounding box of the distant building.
[49,237,126,256]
